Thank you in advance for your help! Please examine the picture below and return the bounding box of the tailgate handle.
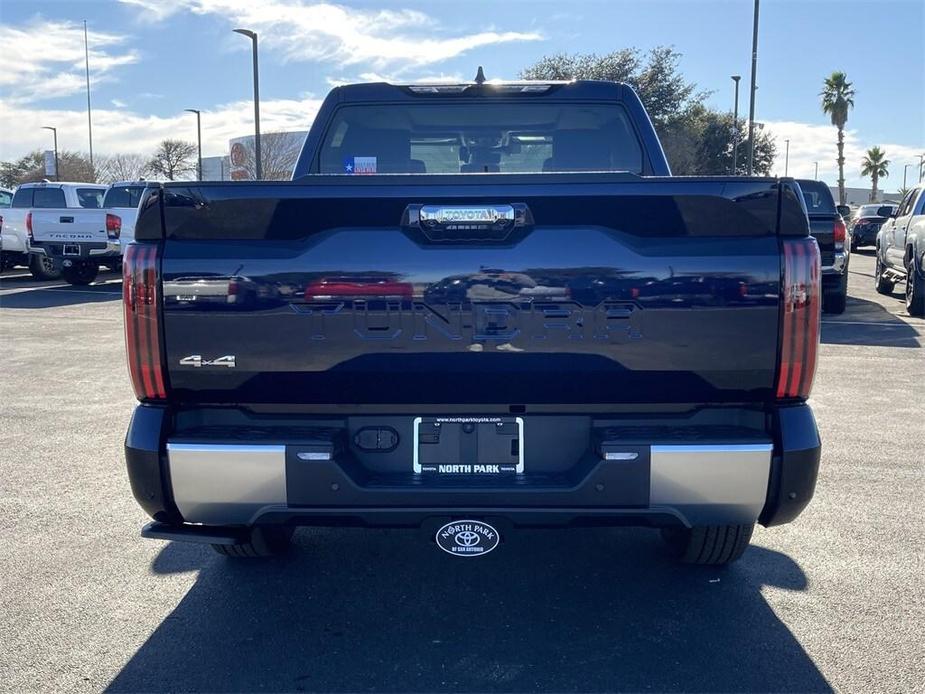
[59,216,74,223]
[402,203,533,243]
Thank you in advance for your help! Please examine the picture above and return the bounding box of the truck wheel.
[61,262,99,286]
[211,526,293,558]
[822,273,848,314]
[660,523,754,565]
[28,254,61,281]
[906,255,925,317]
[875,254,894,295]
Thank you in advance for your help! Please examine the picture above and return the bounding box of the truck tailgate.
[31,209,106,244]
[151,176,795,406]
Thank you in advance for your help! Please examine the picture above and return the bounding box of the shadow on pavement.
[822,295,920,348]
[108,528,830,693]
[0,278,121,309]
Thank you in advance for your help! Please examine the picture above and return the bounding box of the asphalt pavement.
[0,250,922,693]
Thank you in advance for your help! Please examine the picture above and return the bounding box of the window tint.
[318,102,644,174]
[76,188,104,209]
[797,180,836,214]
[897,190,917,217]
[33,187,67,208]
[103,185,144,208]
[0,190,12,207]
[11,188,33,208]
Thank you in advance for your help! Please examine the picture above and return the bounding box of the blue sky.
[1,0,922,188]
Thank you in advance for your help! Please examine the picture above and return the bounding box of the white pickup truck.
[1,182,108,280]
[34,180,150,285]
[2,180,150,284]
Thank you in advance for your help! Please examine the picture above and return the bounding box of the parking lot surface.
[1,251,922,693]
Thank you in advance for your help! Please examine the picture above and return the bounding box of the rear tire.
[906,254,925,318]
[28,254,61,281]
[875,254,894,295]
[211,526,293,558]
[61,262,99,286]
[661,523,754,565]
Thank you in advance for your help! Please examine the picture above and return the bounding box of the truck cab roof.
[329,79,631,102]
[16,181,107,189]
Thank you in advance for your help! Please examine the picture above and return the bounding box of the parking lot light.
[233,29,261,181]
[184,109,202,181]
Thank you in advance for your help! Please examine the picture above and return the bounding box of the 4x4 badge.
[179,354,236,368]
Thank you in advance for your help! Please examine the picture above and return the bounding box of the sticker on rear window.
[344,156,377,174]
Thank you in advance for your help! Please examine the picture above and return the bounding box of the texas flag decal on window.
[344,156,377,174]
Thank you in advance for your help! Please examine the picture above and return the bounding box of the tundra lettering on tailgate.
[293,300,643,344]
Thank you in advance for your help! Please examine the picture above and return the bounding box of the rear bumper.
[30,240,121,261]
[852,229,878,246]
[126,404,821,534]
[821,249,848,277]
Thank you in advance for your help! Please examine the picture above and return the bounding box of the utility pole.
[42,126,59,182]
[746,0,760,176]
[784,139,790,176]
[185,109,202,180]
[919,153,924,182]
[233,29,261,180]
[814,161,819,180]
[83,20,94,172]
[903,163,912,191]
[731,75,741,175]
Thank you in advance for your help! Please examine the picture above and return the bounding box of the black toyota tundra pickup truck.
[124,79,822,565]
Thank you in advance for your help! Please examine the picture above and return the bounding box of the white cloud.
[764,120,924,192]
[118,0,541,70]
[0,19,138,104]
[0,97,323,164]
[111,99,128,108]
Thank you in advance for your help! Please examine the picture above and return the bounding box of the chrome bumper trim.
[821,250,847,274]
[89,241,121,256]
[167,443,287,524]
[165,441,774,527]
[650,443,773,524]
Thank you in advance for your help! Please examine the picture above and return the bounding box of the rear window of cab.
[318,102,644,175]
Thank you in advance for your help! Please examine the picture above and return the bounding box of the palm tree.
[861,147,890,203]
[821,72,855,206]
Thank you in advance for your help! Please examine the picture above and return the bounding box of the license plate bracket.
[413,416,524,475]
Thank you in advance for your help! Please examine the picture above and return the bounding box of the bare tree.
[96,153,151,183]
[236,131,303,180]
[147,139,197,181]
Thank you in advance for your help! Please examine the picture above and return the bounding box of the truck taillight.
[123,244,167,400]
[833,218,847,245]
[106,213,122,240]
[26,212,33,241]
[776,237,820,400]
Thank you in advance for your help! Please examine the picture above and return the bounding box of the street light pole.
[185,109,202,181]
[731,75,741,175]
[746,0,760,176]
[42,126,59,182]
[904,163,912,191]
[814,161,819,180]
[233,29,261,180]
[784,139,790,176]
[83,20,94,172]
[919,153,924,182]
